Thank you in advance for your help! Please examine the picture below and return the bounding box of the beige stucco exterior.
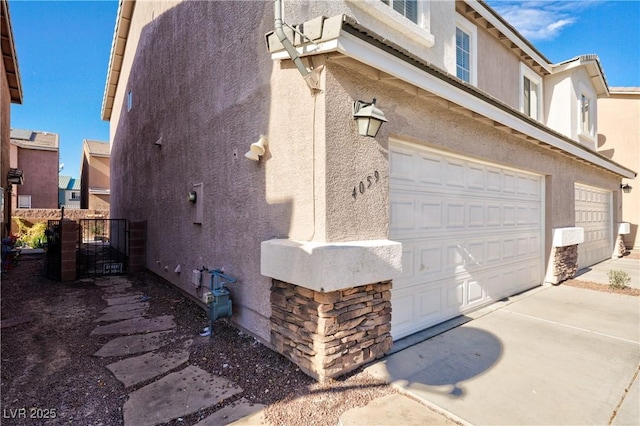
[598,89,640,249]
[104,0,635,367]
[80,140,110,210]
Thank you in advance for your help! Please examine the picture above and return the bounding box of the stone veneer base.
[270,280,393,382]
[549,244,579,284]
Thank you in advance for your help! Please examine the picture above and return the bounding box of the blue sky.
[9,1,640,180]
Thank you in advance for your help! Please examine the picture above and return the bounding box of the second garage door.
[575,183,612,269]
[389,141,544,340]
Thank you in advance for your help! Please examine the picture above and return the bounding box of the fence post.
[60,219,78,281]
[129,221,147,273]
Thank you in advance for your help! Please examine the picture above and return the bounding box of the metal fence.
[77,219,128,278]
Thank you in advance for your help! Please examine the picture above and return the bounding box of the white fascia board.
[334,32,634,178]
[463,0,551,74]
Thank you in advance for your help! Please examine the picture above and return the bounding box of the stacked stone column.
[270,280,393,381]
[551,244,578,283]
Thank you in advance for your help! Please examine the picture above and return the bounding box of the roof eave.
[1,0,23,104]
[101,0,135,121]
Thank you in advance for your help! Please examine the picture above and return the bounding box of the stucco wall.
[90,156,110,189]
[110,0,280,342]
[475,21,520,110]
[545,66,598,150]
[598,92,640,249]
[16,148,59,209]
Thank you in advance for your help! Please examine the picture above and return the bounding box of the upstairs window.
[455,14,477,85]
[580,94,592,136]
[456,28,470,82]
[520,63,542,121]
[523,76,539,119]
[382,0,418,23]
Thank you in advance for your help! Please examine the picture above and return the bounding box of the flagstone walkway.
[90,276,265,426]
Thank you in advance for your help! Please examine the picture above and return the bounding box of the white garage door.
[389,141,544,340]
[575,183,612,269]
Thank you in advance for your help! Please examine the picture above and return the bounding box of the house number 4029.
[353,170,380,199]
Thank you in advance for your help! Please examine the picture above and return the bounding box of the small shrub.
[13,218,47,248]
[608,270,631,290]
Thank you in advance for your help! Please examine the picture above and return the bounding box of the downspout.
[274,0,321,94]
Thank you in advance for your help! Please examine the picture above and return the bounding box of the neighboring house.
[10,129,59,210]
[102,0,636,380]
[80,139,110,210]
[598,87,640,250]
[58,175,81,209]
[1,0,23,237]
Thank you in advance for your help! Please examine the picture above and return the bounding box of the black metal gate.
[77,219,128,278]
[46,220,62,280]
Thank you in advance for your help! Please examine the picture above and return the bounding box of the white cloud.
[486,1,600,41]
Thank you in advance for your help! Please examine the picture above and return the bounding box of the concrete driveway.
[366,285,640,425]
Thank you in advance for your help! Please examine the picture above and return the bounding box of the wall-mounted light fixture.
[621,183,632,193]
[188,191,197,203]
[353,98,387,138]
[245,135,268,161]
[7,168,23,185]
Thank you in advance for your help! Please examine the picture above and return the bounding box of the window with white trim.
[349,0,434,48]
[455,14,477,85]
[18,195,31,209]
[578,90,595,138]
[520,63,542,121]
[382,0,418,24]
[71,192,80,200]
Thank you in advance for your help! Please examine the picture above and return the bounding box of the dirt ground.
[0,254,395,426]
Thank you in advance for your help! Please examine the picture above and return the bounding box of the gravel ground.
[1,254,396,426]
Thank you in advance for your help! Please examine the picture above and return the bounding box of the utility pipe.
[274,0,309,78]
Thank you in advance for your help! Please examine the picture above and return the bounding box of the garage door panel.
[390,141,543,340]
[575,183,612,269]
[391,194,541,239]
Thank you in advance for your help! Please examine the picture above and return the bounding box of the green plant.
[13,219,48,249]
[608,270,631,290]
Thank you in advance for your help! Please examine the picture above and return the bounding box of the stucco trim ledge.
[260,239,402,292]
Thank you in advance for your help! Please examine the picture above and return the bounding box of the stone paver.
[106,350,190,388]
[103,294,145,305]
[100,302,149,314]
[123,365,243,426]
[193,398,266,426]
[96,277,134,287]
[94,308,146,323]
[93,331,174,357]
[90,315,175,335]
[339,394,456,426]
[102,283,133,294]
